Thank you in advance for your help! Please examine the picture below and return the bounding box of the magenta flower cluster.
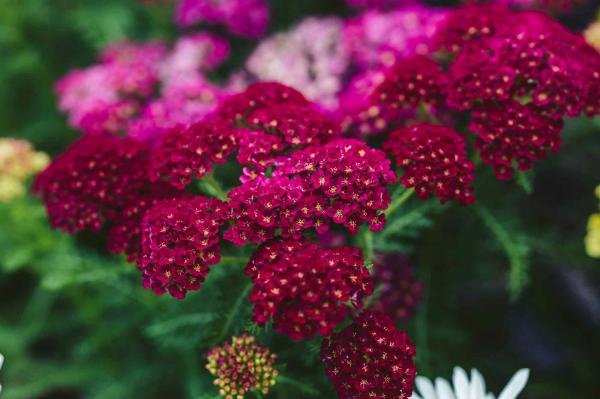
[321,310,417,399]
[245,238,373,340]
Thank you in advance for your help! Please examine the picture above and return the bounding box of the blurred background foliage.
[0,0,599,398]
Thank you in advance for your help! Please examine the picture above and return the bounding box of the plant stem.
[214,282,252,344]
[219,256,250,266]
[362,229,374,267]
[385,188,415,217]
[201,173,228,201]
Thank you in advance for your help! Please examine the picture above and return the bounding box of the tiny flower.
[384,124,476,204]
[206,334,278,398]
[246,238,373,340]
[149,119,239,189]
[585,185,600,258]
[373,252,424,321]
[410,366,530,399]
[321,310,417,399]
[138,196,228,299]
[33,135,150,233]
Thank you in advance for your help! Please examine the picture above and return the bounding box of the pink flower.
[175,0,269,38]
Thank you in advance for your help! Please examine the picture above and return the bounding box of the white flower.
[411,367,530,399]
[0,352,4,394]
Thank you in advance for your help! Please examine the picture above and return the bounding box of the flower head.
[343,7,448,69]
[149,120,238,189]
[238,104,341,170]
[176,0,270,38]
[373,252,424,321]
[107,183,185,262]
[246,17,349,110]
[321,310,417,399]
[138,196,227,299]
[384,124,475,204]
[33,135,150,233]
[369,55,447,128]
[469,101,563,180]
[275,139,397,233]
[246,238,373,340]
[206,334,278,399]
[216,81,309,125]
[410,366,530,399]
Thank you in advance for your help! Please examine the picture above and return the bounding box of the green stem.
[415,257,432,375]
[255,392,264,399]
[385,188,415,217]
[362,229,374,267]
[201,173,228,201]
[277,375,318,395]
[219,256,250,266]
[214,282,252,343]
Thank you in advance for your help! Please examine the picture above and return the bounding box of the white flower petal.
[435,377,456,399]
[0,353,4,369]
[410,393,422,399]
[416,376,438,399]
[453,367,470,399]
[498,369,530,399]
[470,368,486,399]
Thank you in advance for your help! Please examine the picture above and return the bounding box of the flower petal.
[416,376,438,399]
[498,369,530,399]
[435,377,456,399]
[470,368,486,399]
[453,367,470,399]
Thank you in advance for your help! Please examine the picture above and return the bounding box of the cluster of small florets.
[343,7,448,69]
[138,196,227,299]
[246,17,349,110]
[216,81,310,125]
[33,135,150,233]
[433,5,600,179]
[107,183,185,262]
[149,120,239,189]
[369,55,447,130]
[275,139,396,232]
[321,310,417,399]
[56,34,229,142]
[176,0,269,38]
[385,124,476,204]
[469,101,564,180]
[206,334,278,399]
[0,138,49,202]
[238,104,342,171]
[373,252,424,321]
[245,238,373,340]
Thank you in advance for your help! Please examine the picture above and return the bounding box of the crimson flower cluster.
[149,120,239,189]
[33,135,150,233]
[321,310,417,399]
[238,103,342,171]
[437,5,600,179]
[384,124,476,204]
[245,238,373,340]
[368,55,447,131]
[107,183,185,262]
[373,252,424,321]
[224,139,396,245]
[216,81,309,124]
[138,196,227,299]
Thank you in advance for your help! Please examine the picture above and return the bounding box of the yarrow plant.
[206,334,278,398]
[32,2,599,397]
